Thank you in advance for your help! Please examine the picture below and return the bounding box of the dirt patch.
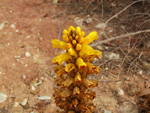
[0,0,150,113]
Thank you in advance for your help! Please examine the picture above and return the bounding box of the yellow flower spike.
[76,43,82,51]
[82,31,98,45]
[52,53,73,65]
[51,26,101,112]
[73,86,80,95]
[63,29,69,42]
[62,77,74,87]
[60,88,72,98]
[51,39,68,50]
[65,63,75,73]
[75,72,82,83]
[68,48,78,58]
[83,78,98,88]
[76,57,87,69]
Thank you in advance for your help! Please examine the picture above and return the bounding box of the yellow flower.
[82,31,98,45]
[51,39,68,50]
[52,53,73,65]
[76,57,87,69]
[63,29,69,42]
[79,45,102,59]
[68,48,78,58]
[65,63,76,73]
[62,77,74,87]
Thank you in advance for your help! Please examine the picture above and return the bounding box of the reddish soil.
[0,0,150,113]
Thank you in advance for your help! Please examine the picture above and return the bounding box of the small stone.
[23,74,26,79]
[39,19,42,22]
[74,17,83,27]
[10,10,13,13]
[95,23,106,29]
[109,30,113,33]
[116,88,124,96]
[138,70,143,75]
[25,52,31,57]
[0,93,7,103]
[8,43,10,45]
[106,52,120,60]
[86,18,92,24]
[21,99,28,106]
[0,72,2,75]
[14,56,21,59]
[25,64,28,67]
[16,29,19,32]
[36,96,51,100]
[13,102,19,107]
[10,24,15,29]
[105,67,109,71]
[31,86,35,91]
[0,22,5,30]
[97,45,103,50]
[35,80,42,86]
[26,35,31,39]
[104,109,111,113]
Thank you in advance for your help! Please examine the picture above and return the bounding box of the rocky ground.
[0,0,150,113]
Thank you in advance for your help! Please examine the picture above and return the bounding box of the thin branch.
[90,29,150,47]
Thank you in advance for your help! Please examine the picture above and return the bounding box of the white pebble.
[10,24,15,29]
[138,70,143,75]
[0,22,5,30]
[36,96,51,100]
[23,74,26,79]
[16,29,19,32]
[26,36,30,39]
[31,86,35,90]
[21,99,28,106]
[0,92,7,103]
[116,88,124,96]
[25,52,31,57]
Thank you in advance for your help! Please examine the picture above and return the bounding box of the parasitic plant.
[51,26,102,113]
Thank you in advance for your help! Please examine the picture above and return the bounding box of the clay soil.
[0,0,150,113]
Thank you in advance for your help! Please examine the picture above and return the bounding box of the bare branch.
[90,29,150,47]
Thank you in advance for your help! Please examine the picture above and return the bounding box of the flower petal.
[51,39,68,50]
[83,78,98,88]
[52,53,73,65]
[82,31,98,45]
[74,72,82,83]
[76,57,87,69]
[79,45,102,59]
[62,77,74,87]
[63,29,69,42]
[60,88,72,98]
[65,63,75,73]
[68,48,78,58]
[73,86,80,95]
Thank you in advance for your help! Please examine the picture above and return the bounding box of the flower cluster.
[51,26,102,113]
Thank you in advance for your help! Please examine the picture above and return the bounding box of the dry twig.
[90,29,150,47]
